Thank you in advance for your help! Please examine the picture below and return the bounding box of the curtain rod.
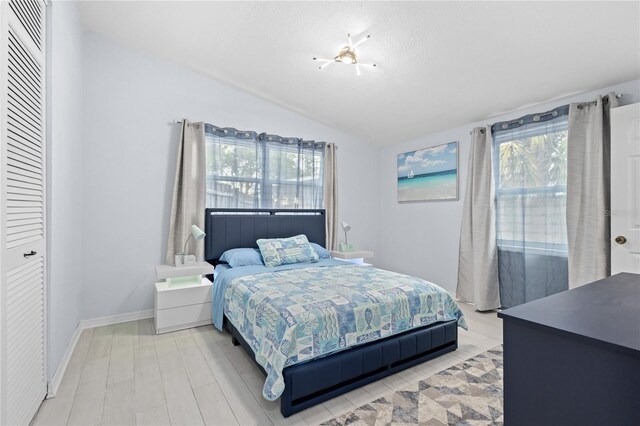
[468,93,623,135]
[168,120,338,149]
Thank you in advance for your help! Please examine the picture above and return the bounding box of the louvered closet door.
[0,1,47,425]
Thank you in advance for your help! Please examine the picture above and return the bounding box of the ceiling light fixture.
[313,34,376,77]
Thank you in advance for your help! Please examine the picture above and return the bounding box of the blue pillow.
[310,242,331,259]
[219,248,264,268]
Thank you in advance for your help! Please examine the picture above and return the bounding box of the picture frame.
[397,141,459,202]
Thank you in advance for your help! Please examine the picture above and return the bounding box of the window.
[205,124,324,209]
[492,106,570,307]
[493,106,569,256]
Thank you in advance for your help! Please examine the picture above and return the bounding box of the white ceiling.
[77,1,640,145]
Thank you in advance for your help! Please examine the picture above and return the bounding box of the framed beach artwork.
[397,141,458,202]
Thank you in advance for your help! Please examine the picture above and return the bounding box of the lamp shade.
[191,224,206,241]
[341,221,351,232]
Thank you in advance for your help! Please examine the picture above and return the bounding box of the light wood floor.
[33,302,502,426]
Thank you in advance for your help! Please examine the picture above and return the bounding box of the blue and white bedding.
[212,260,467,401]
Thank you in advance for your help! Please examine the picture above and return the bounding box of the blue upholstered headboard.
[204,208,326,263]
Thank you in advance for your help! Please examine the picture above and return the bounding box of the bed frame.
[205,208,459,417]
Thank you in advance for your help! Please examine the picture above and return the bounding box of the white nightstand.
[154,262,214,334]
[330,250,374,266]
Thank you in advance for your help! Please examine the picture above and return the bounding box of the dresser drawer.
[155,302,212,334]
[155,280,212,310]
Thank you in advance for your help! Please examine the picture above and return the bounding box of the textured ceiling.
[77,1,640,145]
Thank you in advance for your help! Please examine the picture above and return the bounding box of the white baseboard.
[47,322,83,398]
[79,309,154,329]
[47,309,154,398]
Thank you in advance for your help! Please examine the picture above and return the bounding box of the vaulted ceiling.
[77,1,640,145]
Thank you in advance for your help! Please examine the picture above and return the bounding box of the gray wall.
[79,32,381,320]
[47,1,84,380]
[376,79,640,294]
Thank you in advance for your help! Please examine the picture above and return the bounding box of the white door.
[611,102,640,274]
[0,0,47,424]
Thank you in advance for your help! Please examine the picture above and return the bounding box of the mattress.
[212,260,467,400]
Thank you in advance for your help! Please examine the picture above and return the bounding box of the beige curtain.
[323,143,338,250]
[566,93,619,288]
[456,126,500,311]
[165,120,206,265]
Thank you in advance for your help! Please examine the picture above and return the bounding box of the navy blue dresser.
[498,273,640,426]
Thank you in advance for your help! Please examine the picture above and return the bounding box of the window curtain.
[261,133,324,209]
[204,123,328,209]
[492,107,570,307]
[324,143,338,250]
[166,120,206,265]
[566,93,620,288]
[205,124,330,220]
[456,126,500,311]
[205,126,262,208]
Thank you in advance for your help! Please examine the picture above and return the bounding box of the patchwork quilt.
[222,264,467,401]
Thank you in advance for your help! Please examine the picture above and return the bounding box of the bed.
[205,208,467,417]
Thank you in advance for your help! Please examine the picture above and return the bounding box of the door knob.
[24,250,37,257]
[614,236,627,245]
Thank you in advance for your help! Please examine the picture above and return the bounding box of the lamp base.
[175,254,196,266]
[339,243,354,252]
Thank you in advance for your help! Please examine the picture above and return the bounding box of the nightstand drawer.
[155,280,212,310]
[155,302,212,334]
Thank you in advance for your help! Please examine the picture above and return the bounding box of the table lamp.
[175,224,206,266]
[339,221,354,252]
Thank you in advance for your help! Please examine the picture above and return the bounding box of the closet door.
[0,0,47,425]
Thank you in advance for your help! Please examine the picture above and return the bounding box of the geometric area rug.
[320,346,504,426]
